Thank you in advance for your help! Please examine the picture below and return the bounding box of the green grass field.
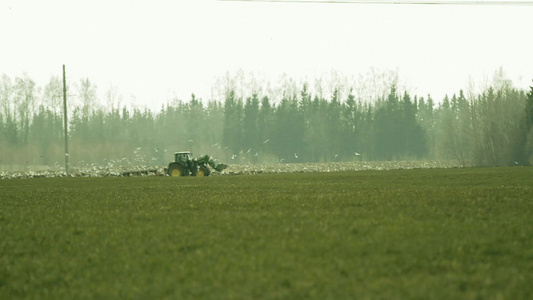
[1,167,532,299]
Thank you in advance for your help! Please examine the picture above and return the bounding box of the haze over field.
[1,0,533,172]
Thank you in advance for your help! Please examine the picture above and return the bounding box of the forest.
[1,71,532,171]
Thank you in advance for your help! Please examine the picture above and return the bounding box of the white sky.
[1,0,532,110]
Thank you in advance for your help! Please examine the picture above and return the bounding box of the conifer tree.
[222,90,243,160]
[243,93,260,161]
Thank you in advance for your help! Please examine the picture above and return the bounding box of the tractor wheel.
[168,164,185,177]
[197,165,210,177]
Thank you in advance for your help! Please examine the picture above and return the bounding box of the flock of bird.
[0,160,460,179]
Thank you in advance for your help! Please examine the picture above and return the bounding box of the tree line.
[1,73,532,169]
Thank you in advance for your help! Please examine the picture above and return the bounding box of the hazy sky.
[1,0,532,110]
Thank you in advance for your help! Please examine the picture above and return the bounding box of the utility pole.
[62,65,69,175]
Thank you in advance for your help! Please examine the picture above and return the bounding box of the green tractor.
[167,151,227,177]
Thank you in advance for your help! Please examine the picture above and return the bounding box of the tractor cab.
[175,151,192,163]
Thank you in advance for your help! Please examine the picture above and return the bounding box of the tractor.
[167,151,227,177]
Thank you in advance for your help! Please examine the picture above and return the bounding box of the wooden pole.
[62,65,69,175]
